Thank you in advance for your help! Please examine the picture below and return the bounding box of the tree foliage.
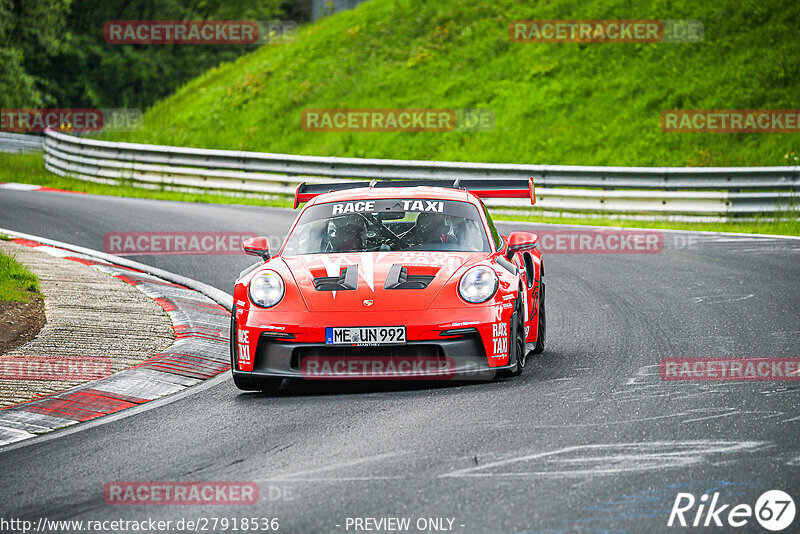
[0,0,287,109]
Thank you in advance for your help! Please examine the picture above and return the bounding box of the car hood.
[281,251,485,311]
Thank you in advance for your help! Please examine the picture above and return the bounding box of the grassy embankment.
[3,0,799,234]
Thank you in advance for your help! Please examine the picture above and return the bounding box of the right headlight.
[458,265,498,304]
[249,271,285,308]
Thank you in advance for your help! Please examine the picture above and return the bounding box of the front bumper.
[232,305,514,381]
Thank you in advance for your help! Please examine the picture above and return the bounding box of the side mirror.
[506,231,539,260]
[242,236,271,262]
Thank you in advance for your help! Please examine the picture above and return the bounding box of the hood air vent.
[314,264,359,291]
[383,264,435,290]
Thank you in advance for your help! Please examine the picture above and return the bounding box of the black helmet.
[331,221,365,252]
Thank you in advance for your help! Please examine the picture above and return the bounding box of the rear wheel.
[532,279,546,355]
[509,296,527,377]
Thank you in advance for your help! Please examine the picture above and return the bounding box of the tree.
[0,0,72,107]
[1,0,286,111]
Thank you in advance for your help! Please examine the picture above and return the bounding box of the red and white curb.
[0,235,231,446]
[0,182,82,194]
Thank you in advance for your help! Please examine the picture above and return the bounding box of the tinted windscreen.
[283,199,490,255]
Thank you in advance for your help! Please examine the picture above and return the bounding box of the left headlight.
[249,271,284,308]
[458,265,498,304]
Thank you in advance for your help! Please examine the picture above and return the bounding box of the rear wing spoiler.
[293,178,536,209]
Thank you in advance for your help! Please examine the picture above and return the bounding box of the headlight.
[458,265,498,304]
[249,271,284,308]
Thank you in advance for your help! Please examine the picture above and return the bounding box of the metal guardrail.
[0,132,44,153]
[42,129,799,216]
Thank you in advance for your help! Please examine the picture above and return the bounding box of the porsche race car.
[231,179,545,392]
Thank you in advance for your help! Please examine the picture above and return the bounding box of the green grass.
[0,251,41,302]
[3,153,798,236]
[497,212,800,236]
[101,0,800,167]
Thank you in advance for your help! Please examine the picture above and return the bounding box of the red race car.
[230,179,545,392]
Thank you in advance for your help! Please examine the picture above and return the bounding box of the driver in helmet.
[409,212,467,245]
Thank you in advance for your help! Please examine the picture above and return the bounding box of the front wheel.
[232,373,283,393]
[531,280,546,355]
[509,296,527,377]
[255,377,283,393]
[231,312,282,393]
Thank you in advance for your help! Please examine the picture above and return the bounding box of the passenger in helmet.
[330,220,365,252]
[447,215,466,244]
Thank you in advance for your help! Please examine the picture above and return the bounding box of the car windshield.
[282,198,490,255]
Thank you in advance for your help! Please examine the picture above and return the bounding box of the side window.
[480,201,504,250]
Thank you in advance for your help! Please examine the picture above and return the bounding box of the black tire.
[232,372,258,391]
[509,295,527,377]
[232,373,283,393]
[230,311,238,368]
[230,311,283,393]
[254,377,283,393]
[532,279,546,355]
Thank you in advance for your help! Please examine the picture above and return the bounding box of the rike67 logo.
[668,490,795,531]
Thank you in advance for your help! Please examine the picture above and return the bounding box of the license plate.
[325,326,406,345]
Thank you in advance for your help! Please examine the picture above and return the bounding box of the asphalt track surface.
[1,189,799,533]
